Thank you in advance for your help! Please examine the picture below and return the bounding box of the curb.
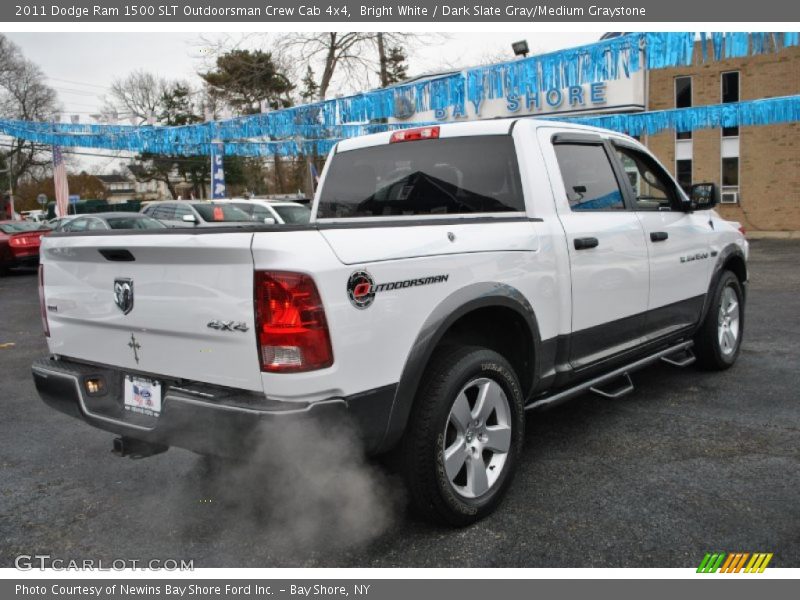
[745,231,800,240]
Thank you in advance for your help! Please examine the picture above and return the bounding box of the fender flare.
[376,282,542,452]
[697,242,748,329]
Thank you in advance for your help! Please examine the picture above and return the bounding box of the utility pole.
[377,33,389,87]
[8,152,14,220]
[0,149,14,220]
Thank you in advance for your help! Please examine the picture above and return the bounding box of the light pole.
[512,40,530,58]
[0,153,14,220]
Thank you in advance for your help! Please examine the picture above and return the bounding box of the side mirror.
[263,217,276,225]
[689,183,719,211]
[182,214,197,223]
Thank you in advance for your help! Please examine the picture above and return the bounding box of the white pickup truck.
[33,119,748,525]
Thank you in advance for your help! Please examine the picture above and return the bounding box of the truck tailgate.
[41,232,263,391]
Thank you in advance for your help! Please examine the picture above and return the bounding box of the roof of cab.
[334,117,629,153]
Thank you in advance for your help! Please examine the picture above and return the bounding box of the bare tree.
[195,32,444,102]
[284,32,448,98]
[103,70,168,124]
[0,34,60,199]
[103,72,213,199]
[277,32,375,100]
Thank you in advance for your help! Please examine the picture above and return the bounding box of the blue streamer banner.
[0,32,797,157]
[562,95,800,136]
[1,96,797,157]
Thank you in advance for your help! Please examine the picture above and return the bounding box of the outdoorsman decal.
[347,271,449,309]
[373,275,450,292]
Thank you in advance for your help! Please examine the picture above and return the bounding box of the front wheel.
[400,346,525,526]
[694,270,744,370]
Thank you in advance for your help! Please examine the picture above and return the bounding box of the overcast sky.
[4,31,599,171]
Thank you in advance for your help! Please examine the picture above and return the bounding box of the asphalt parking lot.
[1,240,798,568]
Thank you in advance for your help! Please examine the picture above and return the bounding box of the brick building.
[645,42,800,232]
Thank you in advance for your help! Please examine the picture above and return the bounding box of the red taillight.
[38,265,49,338]
[9,234,40,249]
[390,126,440,143]
[254,271,333,373]
[738,225,747,236]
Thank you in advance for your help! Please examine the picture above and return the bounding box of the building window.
[675,76,692,140]
[676,159,693,194]
[722,157,739,187]
[721,156,740,203]
[722,71,740,137]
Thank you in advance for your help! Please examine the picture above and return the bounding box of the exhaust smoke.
[179,415,401,561]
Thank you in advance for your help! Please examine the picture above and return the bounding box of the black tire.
[694,270,744,370]
[400,345,525,526]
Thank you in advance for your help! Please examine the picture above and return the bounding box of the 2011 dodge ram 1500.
[33,119,748,525]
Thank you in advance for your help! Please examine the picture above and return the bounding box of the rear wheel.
[694,270,744,370]
[400,346,524,526]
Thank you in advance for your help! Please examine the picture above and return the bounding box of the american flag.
[52,146,69,217]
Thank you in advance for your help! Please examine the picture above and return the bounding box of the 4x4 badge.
[114,278,134,314]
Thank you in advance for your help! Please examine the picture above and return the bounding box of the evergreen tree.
[201,49,294,115]
[300,66,319,103]
[382,46,409,86]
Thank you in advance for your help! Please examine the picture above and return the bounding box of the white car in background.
[140,200,254,228]
[47,215,78,231]
[221,199,311,225]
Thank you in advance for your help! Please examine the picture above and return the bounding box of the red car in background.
[0,220,48,275]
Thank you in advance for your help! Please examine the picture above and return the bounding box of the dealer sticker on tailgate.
[123,376,162,417]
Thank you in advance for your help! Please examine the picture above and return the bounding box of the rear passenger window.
[153,205,176,220]
[172,204,192,218]
[86,219,106,231]
[554,144,625,211]
[249,206,272,221]
[65,218,88,232]
[234,203,255,217]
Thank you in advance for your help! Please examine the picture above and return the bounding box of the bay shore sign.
[390,70,645,123]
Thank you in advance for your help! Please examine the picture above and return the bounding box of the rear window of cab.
[317,136,524,218]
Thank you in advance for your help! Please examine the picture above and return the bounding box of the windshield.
[0,221,47,234]
[106,216,167,230]
[192,203,252,222]
[273,205,311,224]
[317,136,524,219]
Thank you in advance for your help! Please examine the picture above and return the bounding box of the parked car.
[20,210,47,223]
[54,213,167,232]
[47,215,77,231]
[0,220,48,274]
[141,201,252,228]
[33,119,748,526]
[218,199,311,225]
